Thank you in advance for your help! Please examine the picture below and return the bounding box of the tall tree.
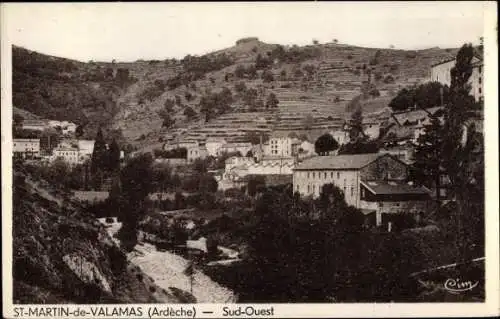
[90,127,107,189]
[108,139,121,172]
[441,43,483,262]
[412,114,444,200]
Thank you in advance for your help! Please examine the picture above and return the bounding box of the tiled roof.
[294,153,381,170]
[361,180,431,196]
[392,107,443,126]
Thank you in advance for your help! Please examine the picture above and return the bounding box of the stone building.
[13,138,40,159]
[430,55,483,102]
[293,153,431,226]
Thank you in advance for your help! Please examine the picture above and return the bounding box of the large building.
[21,119,49,132]
[263,132,300,157]
[52,146,80,165]
[293,153,431,226]
[430,55,483,101]
[187,143,208,163]
[13,139,40,159]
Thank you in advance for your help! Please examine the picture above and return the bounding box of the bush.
[383,74,395,84]
[136,274,143,282]
[149,286,156,293]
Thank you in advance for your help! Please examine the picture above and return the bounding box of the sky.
[1,2,490,62]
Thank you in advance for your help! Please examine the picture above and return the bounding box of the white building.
[205,138,227,157]
[52,147,80,165]
[330,130,350,146]
[293,153,431,226]
[217,142,253,157]
[78,140,95,162]
[263,132,301,157]
[21,120,49,131]
[430,55,483,101]
[187,144,209,163]
[13,139,40,159]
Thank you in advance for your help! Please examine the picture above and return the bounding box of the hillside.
[12,163,179,303]
[12,39,458,148]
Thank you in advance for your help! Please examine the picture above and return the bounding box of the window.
[331,172,333,178]
[324,172,327,179]
[479,88,482,94]
[313,172,315,179]
[351,187,354,196]
[308,172,310,178]
[337,172,340,179]
[313,185,316,193]
[479,77,482,84]
[307,185,310,193]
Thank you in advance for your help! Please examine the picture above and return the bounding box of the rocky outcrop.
[62,254,112,294]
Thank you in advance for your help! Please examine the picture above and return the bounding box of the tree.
[262,70,274,83]
[90,127,108,184]
[389,82,450,111]
[118,153,154,250]
[13,114,24,131]
[412,114,444,200]
[184,106,197,119]
[108,139,121,172]
[247,175,266,197]
[349,106,364,141]
[440,43,483,262]
[314,134,339,156]
[75,124,85,138]
[235,65,246,78]
[266,92,279,108]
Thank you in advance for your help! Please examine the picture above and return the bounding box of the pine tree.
[441,43,483,263]
[90,127,107,189]
[108,139,121,172]
[413,114,444,200]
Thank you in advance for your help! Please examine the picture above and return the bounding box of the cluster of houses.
[13,138,95,165]
[21,119,78,135]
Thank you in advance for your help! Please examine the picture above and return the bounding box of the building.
[330,130,350,146]
[293,153,431,226]
[52,146,80,165]
[21,119,49,131]
[430,56,483,101]
[187,144,208,163]
[217,142,253,157]
[378,144,415,165]
[263,132,300,157]
[205,137,227,157]
[77,140,95,162]
[13,139,40,159]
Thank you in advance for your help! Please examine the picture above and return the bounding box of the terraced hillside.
[12,39,459,149]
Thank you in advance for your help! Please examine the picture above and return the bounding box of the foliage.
[247,175,266,196]
[107,139,121,172]
[337,139,379,155]
[314,133,339,155]
[154,147,187,159]
[183,106,197,119]
[265,92,279,109]
[261,69,274,83]
[389,82,450,111]
[199,87,233,121]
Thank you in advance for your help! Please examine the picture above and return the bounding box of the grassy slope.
[12,164,178,303]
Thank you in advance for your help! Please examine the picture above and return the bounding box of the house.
[13,139,40,159]
[378,144,415,165]
[187,144,208,163]
[217,142,252,157]
[330,129,350,146]
[205,137,227,157]
[297,140,316,159]
[262,131,300,157]
[430,55,483,101]
[21,119,49,131]
[77,140,95,162]
[52,146,80,165]
[293,153,431,226]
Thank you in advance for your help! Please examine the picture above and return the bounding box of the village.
[8,3,488,304]
[13,52,483,232]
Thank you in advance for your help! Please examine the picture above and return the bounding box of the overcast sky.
[2,2,490,62]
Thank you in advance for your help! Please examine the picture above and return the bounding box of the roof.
[294,153,381,170]
[431,54,483,68]
[239,174,293,185]
[360,180,431,196]
[392,107,443,126]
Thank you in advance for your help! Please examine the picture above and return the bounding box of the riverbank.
[99,218,236,303]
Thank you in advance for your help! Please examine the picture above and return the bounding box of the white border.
[1,2,498,318]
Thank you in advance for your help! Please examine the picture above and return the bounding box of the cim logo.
[443,278,479,293]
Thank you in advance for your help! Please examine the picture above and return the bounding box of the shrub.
[136,274,143,282]
[383,74,395,84]
[149,286,156,293]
